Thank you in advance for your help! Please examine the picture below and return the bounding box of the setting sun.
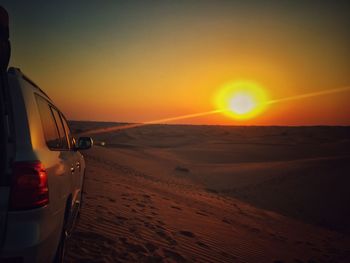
[215,81,268,120]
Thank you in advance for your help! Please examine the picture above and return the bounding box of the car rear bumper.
[0,205,64,263]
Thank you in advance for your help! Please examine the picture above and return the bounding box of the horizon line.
[77,86,350,136]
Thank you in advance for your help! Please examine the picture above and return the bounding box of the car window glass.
[61,115,74,149]
[51,107,69,150]
[35,95,61,149]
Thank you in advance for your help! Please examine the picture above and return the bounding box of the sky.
[2,0,350,125]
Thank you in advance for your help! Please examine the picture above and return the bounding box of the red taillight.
[9,161,49,210]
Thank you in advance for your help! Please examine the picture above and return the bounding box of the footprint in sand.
[306,241,315,247]
[196,241,209,249]
[311,247,322,252]
[171,205,182,210]
[220,251,238,260]
[120,237,147,256]
[250,227,261,233]
[116,215,128,224]
[145,242,157,253]
[269,233,287,242]
[71,231,116,256]
[143,221,155,230]
[196,211,208,217]
[119,237,127,243]
[144,255,163,262]
[128,226,137,233]
[157,220,165,226]
[277,235,288,242]
[222,218,231,224]
[163,248,186,262]
[179,230,195,238]
[156,230,177,246]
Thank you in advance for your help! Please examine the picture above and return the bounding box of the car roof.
[8,67,53,102]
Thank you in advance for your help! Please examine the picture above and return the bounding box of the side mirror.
[75,137,93,151]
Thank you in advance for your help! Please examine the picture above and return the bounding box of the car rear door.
[49,106,77,210]
[35,96,76,215]
[60,115,82,209]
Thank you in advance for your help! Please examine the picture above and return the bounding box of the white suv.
[0,67,93,263]
[0,7,92,262]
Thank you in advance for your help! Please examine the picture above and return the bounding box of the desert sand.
[65,122,350,262]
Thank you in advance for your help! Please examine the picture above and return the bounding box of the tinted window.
[51,107,69,150]
[61,115,74,149]
[36,95,61,149]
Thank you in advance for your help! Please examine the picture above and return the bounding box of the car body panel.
[1,205,64,262]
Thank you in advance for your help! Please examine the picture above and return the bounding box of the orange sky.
[4,1,350,125]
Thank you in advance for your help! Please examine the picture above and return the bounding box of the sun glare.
[215,81,268,120]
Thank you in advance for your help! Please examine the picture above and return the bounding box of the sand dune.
[65,123,350,262]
